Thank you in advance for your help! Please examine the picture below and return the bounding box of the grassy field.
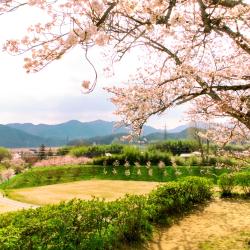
[6,180,159,205]
[0,164,230,190]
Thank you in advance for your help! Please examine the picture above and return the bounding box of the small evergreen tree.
[47,148,53,157]
[38,144,46,160]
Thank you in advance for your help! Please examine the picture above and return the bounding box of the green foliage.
[38,144,46,160]
[148,177,212,223]
[218,173,235,196]
[0,147,11,162]
[0,177,212,250]
[218,171,250,196]
[0,197,151,250]
[146,151,172,165]
[148,140,199,155]
[57,146,72,156]
[69,144,124,158]
[223,144,250,152]
[233,171,250,195]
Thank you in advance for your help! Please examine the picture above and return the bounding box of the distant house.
[180,151,201,159]
[192,151,202,156]
[12,152,22,160]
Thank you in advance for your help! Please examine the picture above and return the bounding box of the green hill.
[7,120,159,140]
[0,125,65,148]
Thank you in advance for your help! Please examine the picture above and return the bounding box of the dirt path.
[0,193,39,213]
[150,198,250,250]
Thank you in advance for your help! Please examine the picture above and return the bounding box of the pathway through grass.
[0,193,38,213]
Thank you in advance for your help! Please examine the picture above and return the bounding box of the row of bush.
[67,141,200,159]
[148,140,200,155]
[218,171,250,196]
[0,177,212,249]
[67,144,124,158]
[58,143,245,170]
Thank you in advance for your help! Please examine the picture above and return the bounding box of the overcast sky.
[0,6,188,129]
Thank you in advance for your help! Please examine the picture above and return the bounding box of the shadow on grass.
[124,200,212,250]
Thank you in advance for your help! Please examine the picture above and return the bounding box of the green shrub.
[218,173,235,196]
[233,171,250,195]
[147,177,212,223]
[174,156,186,166]
[206,156,217,166]
[147,151,172,165]
[0,197,151,250]
[148,140,199,155]
[122,146,142,163]
[70,145,124,158]
[0,177,212,249]
[108,144,124,154]
[57,146,72,156]
[224,144,249,152]
[218,171,250,196]
[178,176,213,202]
[0,147,11,162]
[70,146,89,157]
[186,156,202,166]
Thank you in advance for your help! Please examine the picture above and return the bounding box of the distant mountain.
[0,125,65,148]
[7,120,160,140]
[68,133,128,146]
[145,128,193,141]
[67,128,198,146]
[2,120,196,148]
[168,124,189,133]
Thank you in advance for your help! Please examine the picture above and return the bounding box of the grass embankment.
[0,164,230,189]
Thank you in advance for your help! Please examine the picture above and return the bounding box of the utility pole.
[164,123,167,140]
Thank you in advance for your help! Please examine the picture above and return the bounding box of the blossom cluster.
[1,0,249,145]
[34,156,91,167]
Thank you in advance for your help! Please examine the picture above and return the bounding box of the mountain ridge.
[1,120,193,148]
[7,120,160,140]
[0,125,65,148]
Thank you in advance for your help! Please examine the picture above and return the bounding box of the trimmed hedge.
[218,171,250,196]
[0,177,212,250]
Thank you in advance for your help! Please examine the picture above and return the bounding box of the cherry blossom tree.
[1,0,249,142]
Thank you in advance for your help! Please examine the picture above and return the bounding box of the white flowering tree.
[1,0,249,143]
